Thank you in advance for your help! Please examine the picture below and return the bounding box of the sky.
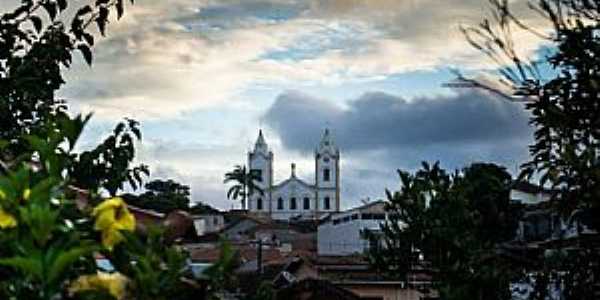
[3,0,551,210]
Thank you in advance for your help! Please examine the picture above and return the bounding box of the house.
[275,279,362,300]
[318,201,387,256]
[246,129,341,220]
[221,214,317,253]
[510,181,553,205]
[192,213,225,236]
[272,254,436,300]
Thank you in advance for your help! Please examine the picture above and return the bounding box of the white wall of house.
[193,214,225,236]
[510,189,551,205]
[318,202,386,256]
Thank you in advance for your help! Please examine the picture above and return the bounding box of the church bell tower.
[248,130,273,213]
[315,129,340,212]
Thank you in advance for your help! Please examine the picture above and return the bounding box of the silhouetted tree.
[224,165,263,209]
[367,162,516,300]
[0,0,148,194]
[461,0,600,215]
[460,1,600,299]
[123,179,191,213]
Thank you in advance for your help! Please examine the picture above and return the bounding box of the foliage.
[203,239,239,299]
[109,227,200,300]
[462,0,600,214]
[0,114,201,300]
[189,202,220,215]
[70,119,149,196]
[460,1,600,298]
[0,1,206,299]
[0,0,148,194]
[367,162,517,300]
[122,179,191,213]
[249,281,274,300]
[224,165,263,209]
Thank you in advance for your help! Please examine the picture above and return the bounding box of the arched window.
[277,197,283,210]
[257,198,263,210]
[252,169,263,182]
[290,197,297,210]
[323,168,330,182]
[303,197,310,210]
[324,196,331,210]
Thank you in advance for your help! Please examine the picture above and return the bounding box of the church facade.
[247,129,340,220]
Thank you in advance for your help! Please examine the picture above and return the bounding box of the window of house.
[303,197,310,210]
[323,168,330,182]
[290,197,297,210]
[257,198,263,210]
[324,196,331,210]
[277,198,283,210]
[373,214,385,220]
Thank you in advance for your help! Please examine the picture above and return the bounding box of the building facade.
[247,129,340,220]
[317,201,387,256]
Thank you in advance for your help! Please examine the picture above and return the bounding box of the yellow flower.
[92,197,135,250]
[69,272,129,300]
[22,189,31,201]
[0,208,17,229]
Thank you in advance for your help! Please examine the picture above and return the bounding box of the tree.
[123,179,191,214]
[0,1,206,299]
[461,0,600,215]
[460,1,600,298]
[0,0,148,195]
[367,162,516,300]
[223,165,263,209]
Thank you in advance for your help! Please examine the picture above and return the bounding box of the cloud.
[262,89,534,205]
[264,89,532,152]
[51,0,551,120]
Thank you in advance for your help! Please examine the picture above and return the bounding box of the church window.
[257,198,263,210]
[290,197,297,210]
[303,197,310,210]
[252,169,263,182]
[277,198,283,210]
[324,197,331,210]
[323,168,330,182]
[323,157,330,163]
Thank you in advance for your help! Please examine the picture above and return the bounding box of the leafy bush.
[0,1,205,299]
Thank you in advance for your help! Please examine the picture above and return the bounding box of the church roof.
[316,128,339,157]
[250,129,271,158]
[271,163,315,191]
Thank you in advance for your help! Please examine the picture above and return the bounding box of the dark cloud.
[263,89,533,171]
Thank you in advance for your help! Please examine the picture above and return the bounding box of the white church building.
[246,129,341,220]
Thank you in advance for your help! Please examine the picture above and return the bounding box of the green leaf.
[0,256,43,278]
[83,33,95,46]
[47,245,99,285]
[30,16,42,33]
[42,2,58,20]
[77,5,93,16]
[78,45,93,66]
[116,0,124,19]
[57,0,67,11]
[96,7,109,36]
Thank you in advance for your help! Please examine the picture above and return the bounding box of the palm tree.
[224,165,263,209]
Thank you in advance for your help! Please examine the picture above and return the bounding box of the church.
[247,129,341,220]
